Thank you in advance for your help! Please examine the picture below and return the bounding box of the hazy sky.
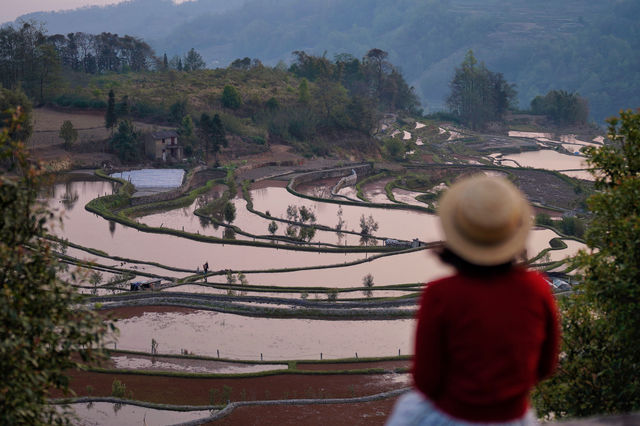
[2,0,189,24]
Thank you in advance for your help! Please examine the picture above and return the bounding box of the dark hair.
[438,247,516,277]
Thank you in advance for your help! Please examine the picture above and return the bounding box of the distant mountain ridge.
[9,0,640,124]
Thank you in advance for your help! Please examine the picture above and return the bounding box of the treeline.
[0,21,211,107]
[446,50,516,130]
[0,21,156,102]
[289,49,421,115]
[444,51,590,129]
[530,90,589,126]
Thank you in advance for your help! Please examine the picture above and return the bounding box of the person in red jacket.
[387,175,560,425]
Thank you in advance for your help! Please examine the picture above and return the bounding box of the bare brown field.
[30,107,172,148]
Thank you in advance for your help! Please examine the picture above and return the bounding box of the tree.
[0,88,33,142]
[170,99,188,123]
[116,94,130,119]
[298,78,311,104]
[1,108,113,424]
[362,273,374,298]
[359,214,379,246]
[223,201,236,223]
[105,89,117,133]
[110,119,140,162]
[268,220,278,236]
[198,113,226,163]
[221,85,242,109]
[58,120,77,150]
[447,50,516,129]
[533,109,640,417]
[183,48,205,71]
[530,90,589,125]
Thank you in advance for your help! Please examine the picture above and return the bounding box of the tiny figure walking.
[203,262,209,282]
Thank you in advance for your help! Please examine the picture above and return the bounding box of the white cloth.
[386,390,538,426]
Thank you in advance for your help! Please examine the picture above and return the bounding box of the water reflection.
[60,182,79,211]
[112,309,415,359]
[500,150,593,180]
[67,402,211,426]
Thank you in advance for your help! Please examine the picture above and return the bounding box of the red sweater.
[412,268,560,422]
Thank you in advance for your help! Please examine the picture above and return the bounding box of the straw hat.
[438,175,532,265]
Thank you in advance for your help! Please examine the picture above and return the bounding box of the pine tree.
[105,89,117,133]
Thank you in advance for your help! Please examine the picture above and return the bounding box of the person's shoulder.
[517,268,554,294]
[424,275,462,294]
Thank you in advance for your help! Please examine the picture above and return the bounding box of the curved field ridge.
[174,387,410,425]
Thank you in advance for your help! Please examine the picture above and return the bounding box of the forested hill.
[10,0,640,124]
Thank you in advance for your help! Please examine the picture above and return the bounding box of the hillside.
[10,0,640,124]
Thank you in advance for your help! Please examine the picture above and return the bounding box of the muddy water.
[392,188,426,206]
[110,354,287,374]
[47,181,366,271]
[361,177,395,203]
[162,285,417,299]
[67,402,211,426]
[526,228,586,262]
[112,309,415,360]
[500,150,592,180]
[235,249,453,287]
[141,195,341,244]
[250,186,442,242]
[508,131,553,139]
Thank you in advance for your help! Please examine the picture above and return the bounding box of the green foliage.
[221,85,242,109]
[298,78,311,104]
[0,88,33,141]
[535,213,553,226]
[284,204,317,242]
[326,288,338,301]
[534,109,640,418]
[530,90,589,125]
[110,119,141,163]
[183,48,206,71]
[384,137,404,160]
[559,216,585,238]
[170,99,188,123]
[362,273,374,297]
[548,237,564,249]
[447,50,516,129]
[223,201,236,223]
[111,379,133,399]
[359,214,379,246]
[265,96,279,111]
[58,120,78,150]
[268,220,278,235]
[105,89,117,131]
[1,109,112,425]
[198,113,227,163]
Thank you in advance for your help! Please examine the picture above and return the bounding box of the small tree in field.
[362,273,374,298]
[59,120,78,150]
[533,109,640,418]
[268,220,278,236]
[223,201,236,223]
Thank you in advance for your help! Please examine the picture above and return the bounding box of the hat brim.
[438,178,532,266]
